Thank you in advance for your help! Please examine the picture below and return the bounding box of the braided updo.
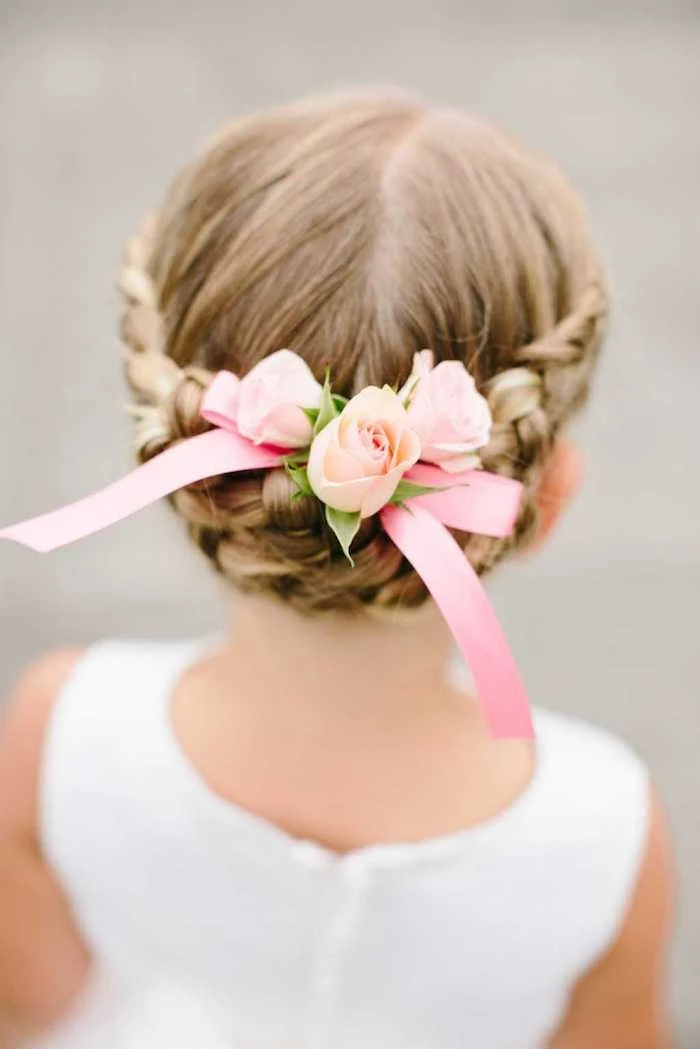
[119,89,607,615]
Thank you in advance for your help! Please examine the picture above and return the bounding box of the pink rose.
[400,351,492,472]
[236,349,323,448]
[307,386,422,517]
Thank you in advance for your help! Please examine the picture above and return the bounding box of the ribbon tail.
[404,464,523,538]
[0,429,284,553]
[380,503,534,740]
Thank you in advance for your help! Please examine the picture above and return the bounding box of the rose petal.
[341,419,368,457]
[404,381,437,444]
[360,462,411,517]
[398,350,434,403]
[308,418,375,512]
[237,349,322,446]
[318,474,376,513]
[407,359,491,455]
[307,417,340,498]
[244,349,323,406]
[425,439,488,456]
[341,421,388,476]
[324,438,368,482]
[432,451,482,473]
[256,404,313,448]
[342,385,410,428]
[382,421,421,470]
[395,426,422,468]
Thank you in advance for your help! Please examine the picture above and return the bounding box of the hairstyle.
[119,88,607,615]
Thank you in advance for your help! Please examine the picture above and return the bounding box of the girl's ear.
[526,439,583,554]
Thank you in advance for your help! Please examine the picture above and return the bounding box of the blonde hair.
[119,88,607,614]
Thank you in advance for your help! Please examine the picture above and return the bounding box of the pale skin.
[0,442,676,1047]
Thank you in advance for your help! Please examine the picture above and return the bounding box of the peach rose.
[236,349,323,448]
[307,386,422,517]
[400,351,492,472]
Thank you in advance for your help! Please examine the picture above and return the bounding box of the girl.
[0,89,675,1048]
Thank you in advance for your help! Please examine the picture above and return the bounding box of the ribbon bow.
[0,372,534,739]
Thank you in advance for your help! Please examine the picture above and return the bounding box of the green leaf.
[285,461,314,497]
[312,368,340,437]
[400,377,420,410]
[325,506,361,565]
[303,407,320,425]
[284,449,310,468]
[332,393,348,411]
[388,478,470,505]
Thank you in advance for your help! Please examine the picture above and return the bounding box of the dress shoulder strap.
[38,638,204,887]
[530,707,652,966]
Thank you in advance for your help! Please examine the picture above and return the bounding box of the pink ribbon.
[404,463,522,538]
[0,371,533,738]
[380,504,533,739]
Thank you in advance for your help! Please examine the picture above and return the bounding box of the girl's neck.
[212,594,473,732]
[171,594,534,856]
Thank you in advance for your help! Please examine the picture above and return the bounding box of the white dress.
[34,638,650,1049]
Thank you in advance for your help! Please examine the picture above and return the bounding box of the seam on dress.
[305,859,372,1049]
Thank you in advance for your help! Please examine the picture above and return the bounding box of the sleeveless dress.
[33,638,650,1049]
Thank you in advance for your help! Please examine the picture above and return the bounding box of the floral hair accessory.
[0,349,534,740]
[235,349,323,448]
[400,350,492,472]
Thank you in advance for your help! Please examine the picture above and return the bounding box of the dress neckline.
[155,636,549,873]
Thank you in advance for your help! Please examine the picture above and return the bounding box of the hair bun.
[261,468,320,532]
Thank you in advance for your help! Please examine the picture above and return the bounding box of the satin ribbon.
[380,504,532,739]
[0,371,533,738]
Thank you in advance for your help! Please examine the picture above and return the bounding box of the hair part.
[119,88,607,615]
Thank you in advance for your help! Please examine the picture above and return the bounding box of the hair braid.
[474,277,607,563]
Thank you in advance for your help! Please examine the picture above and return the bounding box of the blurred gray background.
[0,0,698,1043]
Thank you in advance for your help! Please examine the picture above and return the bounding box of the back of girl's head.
[120,87,607,614]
